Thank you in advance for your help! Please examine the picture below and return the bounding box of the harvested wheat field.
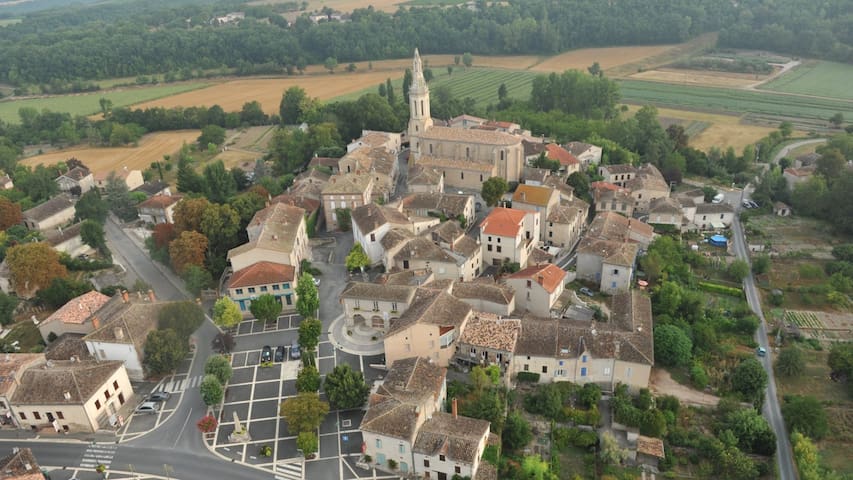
[302,54,541,74]
[132,71,403,114]
[530,45,676,73]
[216,150,263,170]
[630,68,768,89]
[21,131,199,174]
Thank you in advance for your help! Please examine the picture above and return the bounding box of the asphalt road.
[730,200,796,480]
[770,138,827,165]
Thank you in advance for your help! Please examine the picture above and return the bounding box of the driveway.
[650,368,719,407]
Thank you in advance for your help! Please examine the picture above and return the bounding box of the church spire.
[408,47,433,153]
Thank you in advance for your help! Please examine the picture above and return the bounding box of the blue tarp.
[709,235,728,247]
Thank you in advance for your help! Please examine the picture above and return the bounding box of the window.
[19,412,26,420]
[391,302,398,311]
[612,269,619,275]
[480,174,483,181]
[497,238,501,243]
[283,283,290,289]
[248,287,256,293]
[702,215,707,220]
[580,367,587,377]
[526,280,532,288]
[603,367,611,376]
[370,233,376,242]
[118,393,125,405]
[626,367,632,378]
[524,364,529,371]
[549,231,553,237]
[95,400,101,410]
[373,301,379,311]
[542,366,548,374]
[33,412,41,420]
[487,245,493,252]
[260,286,268,292]
[424,459,430,467]
[376,439,382,449]
[582,355,587,363]
[455,466,461,474]
[273,284,280,291]
[235,288,243,295]
[488,236,492,242]
[429,144,433,154]
[555,369,566,376]
[500,151,505,161]
[460,172,464,180]
[56,411,64,420]
[113,380,119,390]
[720,214,725,219]
[526,291,531,300]
[0,401,4,409]
[466,147,470,159]
[399,444,405,453]
[496,246,502,253]
[439,455,446,462]
[104,390,111,399]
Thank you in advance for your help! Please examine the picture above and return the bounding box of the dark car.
[148,391,171,402]
[261,345,273,363]
[274,346,285,362]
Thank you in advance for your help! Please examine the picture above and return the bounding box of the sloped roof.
[228,203,305,259]
[0,447,43,480]
[351,203,411,235]
[0,354,44,396]
[547,204,586,225]
[42,290,111,327]
[450,281,514,306]
[83,298,167,360]
[522,167,550,183]
[401,193,471,217]
[22,194,76,222]
[506,263,566,294]
[58,166,91,182]
[228,261,295,289]
[587,212,654,242]
[407,165,443,186]
[270,194,321,214]
[564,141,595,156]
[340,282,416,303]
[321,173,372,195]
[133,180,170,196]
[419,125,521,146]
[458,313,520,352]
[513,184,556,207]
[648,197,682,215]
[417,156,495,173]
[381,228,415,250]
[44,221,83,246]
[138,194,181,210]
[413,412,490,465]
[696,203,735,214]
[601,164,637,175]
[577,237,639,266]
[386,289,471,337]
[545,143,580,166]
[480,207,525,237]
[11,360,125,405]
[637,435,665,459]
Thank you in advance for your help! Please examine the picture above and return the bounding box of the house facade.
[340,282,416,332]
[22,194,76,231]
[693,203,735,230]
[505,264,566,317]
[227,262,297,313]
[137,194,181,224]
[94,167,143,192]
[454,314,520,383]
[397,193,475,230]
[227,203,310,272]
[546,202,588,249]
[598,164,636,188]
[37,290,112,342]
[565,142,602,167]
[479,207,538,268]
[321,173,374,231]
[351,203,439,267]
[0,354,47,429]
[55,166,94,194]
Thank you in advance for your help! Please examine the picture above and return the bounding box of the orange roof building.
[545,144,581,173]
[37,291,112,342]
[480,207,527,238]
[227,261,298,314]
[505,263,567,317]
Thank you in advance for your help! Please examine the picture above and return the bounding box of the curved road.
[771,138,827,164]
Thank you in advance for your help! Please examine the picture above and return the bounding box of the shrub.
[196,414,218,433]
[517,371,540,383]
[297,431,318,457]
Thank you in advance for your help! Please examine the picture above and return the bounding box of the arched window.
[420,100,424,116]
[466,147,470,159]
[500,150,505,161]
[429,144,433,154]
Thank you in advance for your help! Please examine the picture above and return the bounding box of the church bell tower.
[408,48,433,147]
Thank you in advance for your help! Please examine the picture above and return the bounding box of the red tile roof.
[138,194,181,210]
[228,261,295,289]
[546,144,580,166]
[43,290,111,326]
[481,207,526,237]
[590,181,625,192]
[507,263,566,294]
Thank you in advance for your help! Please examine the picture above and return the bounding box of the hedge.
[698,281,745,298]
[517,371,540,383]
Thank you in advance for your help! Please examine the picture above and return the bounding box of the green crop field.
[0,83,208,123]
[618,79,853,122]
[759,61,853,100]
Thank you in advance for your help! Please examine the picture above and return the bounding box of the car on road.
[274,346,285,362]
[756,347,767,357]
[136,402,160,415]
[578,287,595,297]
[261,345,272,363]
[148,391,171,402]
[290,340,301,360]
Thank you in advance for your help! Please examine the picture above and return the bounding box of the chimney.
[114,327,124,340]
[148,289,156,302]
[92,316,100,329]
[537,274,544,285]
[452,397,458,419]
[63,391,71,400]
[121,290,129,303]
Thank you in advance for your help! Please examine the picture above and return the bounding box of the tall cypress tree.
[402,68,412,104]
[386,78,395,105]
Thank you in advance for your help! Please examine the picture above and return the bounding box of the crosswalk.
[80,443,117,469]
[275,460,303,480]
[161,374,203,393]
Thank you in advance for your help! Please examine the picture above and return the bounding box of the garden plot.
[785,310,853,341]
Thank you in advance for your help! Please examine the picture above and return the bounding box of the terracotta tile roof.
[351,203,411,235]
[361,357,446,441]
[340,282,416,303]
[400,193,472,218]
[228,261,295,289]
[22,194,76,222]
[138,194,181,210]
[377,269,435,287]
[94,167,136,181]
[513,184,556,207]
[626,164,669,192]
[380,228,415,250]
[413,412,490,464]
[548,204,586,225]
[577,237,639,266]
[83,299,169,363]
[450,281,514,306]
[523,140,548,158]
[474,462,498,480]
[270,194,320,214]
[407,165,443,186]
[58,166,91,182]
[546,143,580,166]
[0,447,43,480]
[392,236,459,265]
[480,207,526,237]
[529,247,554,265]
[485,120,516,129]
[587,212,654,243]
[564,142,595,156]
[42,290,111,327]
[294,168,331,185]
[594,188,634,207]
[695,203,734,214]
[133,180,169,196]
[543,176,576,199]
[11,360,125,405]
[637,435,665,458]
[43,334,91,361]
[44,221,83,246]
[522,167,550,183]
[450,114,487,125]
[0,354,44,396]
[609,290,654,365]
[590,181,625,193]
[419,125,521,146]
[386,289,471,337]
[648,197,682,215]
[417,156,495,173]
[458,313,520,352]
[321,173,372,195]
[507,263,566,294]
[308,157,340,170]
[784,167,814,177]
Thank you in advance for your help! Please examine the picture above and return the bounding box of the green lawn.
[759,61,853,101]
[0,82,208,123]
[618,79,853,122]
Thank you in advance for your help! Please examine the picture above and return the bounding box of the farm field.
[759,61,853,100]
[746,215,840,258]
[20,130,199,175]
[0,83,208,123]
[618,79,853,122]
[301,54,542,74]
[784,311,853,341]
[428,68,539,105]
[629,67,766,88]
[530,44,677,73]
[131,71,404,115]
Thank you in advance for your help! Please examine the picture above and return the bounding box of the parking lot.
[209,314,387,480]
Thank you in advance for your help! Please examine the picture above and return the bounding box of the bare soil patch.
[630,68,768,88]
[650,368,720,407]
[747,215,841,258]
[20,131,199,175]
[531,45,677,73]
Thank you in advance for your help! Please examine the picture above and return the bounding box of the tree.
[497,83,508,101]
[782,395,828,440]
[462,52,473,67]
[0,197,22,230]
[200,374,224,406]
[105,172,137,221]
[168,231,208,274]
[779,121,794,138]
[752,255,771,275]
[776,346,806,377]
[297,431,318,457]
[198,125,226,147]
[249,294,281,324]
[502,412,532,452]
[720,407,777,455]
[791,431,822,480]
[0,292,18,326]
[157,301,204,340]
[296,365,321,393]
[481,177,508,207]
[653,324,692,367]
[279,86,313,124]
[173,197,211,234]
[279,392,329,433]
[182,265,212,296]
[295,273,319,318]
[345,242,370,272]
[202,160,236,203]
[240,100,267,126]
[447,65,453,76]
[566,172,590,200]
[828,342,853,379]
[324,57,338,73]
[727,259,750,281]
[587,61,602,77]
[731,358,768,404]
[816,148,846,184]
[323,364,369,409]
[454,55,461,66]
[99,97,113,117]
[213,297,242,329]
[196,414,218,433]
[5,242,67,297]
[80,220,109,257]
[204,355,233,385]
[298,317,322,352]
[519,455,556,480]
[144,329,188,375]
[74,190,109,223]
[176,156,206,195]
[599,431,629,465]
[829,112,844,128]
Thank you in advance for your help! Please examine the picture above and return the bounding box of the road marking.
[79,444,118,468]
[275,460,303,480]
[173,407,193,448]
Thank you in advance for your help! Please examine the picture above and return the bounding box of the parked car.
[742,200,752,208]
[749,200,759,208]
[712,193,725,204]
[274,346,285,362]
[261,345,273,363]
[290,340,301,360]
[756,347,767,357]
[136,402,160,415]
[578,287,595,297]
[148,391,171,402]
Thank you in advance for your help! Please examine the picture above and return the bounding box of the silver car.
[136,402,160,415]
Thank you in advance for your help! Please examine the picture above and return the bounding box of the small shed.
[709,235,728,247]
[774,202,791,217]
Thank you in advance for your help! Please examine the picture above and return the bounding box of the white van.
[712,193,725,204]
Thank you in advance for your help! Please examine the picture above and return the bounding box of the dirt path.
[650,368,720,407]
[744,60,800,90]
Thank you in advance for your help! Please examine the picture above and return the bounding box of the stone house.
[564,141,602,167]
[0,174,13,190]
[546,201,589,249]
[412,408,491,480]
[783,166,815,190]
[576,239,639,294]
[44,222,87,257]
[449,114,487,130]
[384,229,482,282]
[774,201,792,217]
[37,290,112,342]
[598,164,636,188]
[10,360,133,433]
[505,263,566,317]
[594,186,634,217]
[454,313,521,384]
[0,354,47,429]
[321,173,374,231]
[55,166,94,194]
[512,185,560,241]
[351,203,439,267]
[137,194,182,224]
[227,203,310,272]
[406,165,444,194]
[544,143,581,175]
[340,282,416,332]
[22,194,76,231]
[693,203,735,230]
[227,261,297,313]
[443,280,515,317]
[625,164,670,214]
[479,207,539,268]
[94,167,143,192]
[397,192,475,230]
[647,197,683,229]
